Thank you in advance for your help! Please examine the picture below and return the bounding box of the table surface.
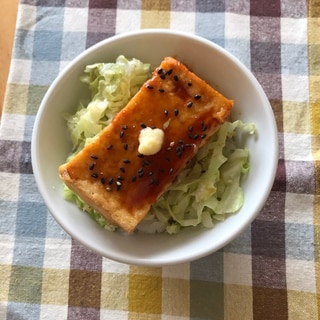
[1,1,319,320]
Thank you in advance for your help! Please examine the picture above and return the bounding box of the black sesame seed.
[108,178,113,185]
[107,144,113,150]
[91,173,98,178]
[167,69,173,75]
[147,85,154,89]
[188,81,192,86]
[120,167,126,173]
[174,75,179,82]
[120,131,124,138]
[123,159,131,164]
[116,184,121,191]
[188,125,193,132]
[150,177,159,185]
[142,160,150,166]
[193,134,199,139]
[117,175,124,181]
[164,109,169,116]
[101,177,106,184]
[158,88,165,93]
[186,101,193,108]
[201,134,207,139]
[166,156,171,162]
[176,146,182,154]
[122,125,128,130]
[157,68,163,74]
[185,143,192,147]
[138,153,144,158]
[131,175,137,182]
[194,94,201,100]
[90,154,98,160]
[174,109,179,116]
[89,163,95,170]
[138,170,144,178]
[202,125,208,131]
[123,143,128,150]
[140,123,147,128]
[178,139,184,145]
[160,74,166,80]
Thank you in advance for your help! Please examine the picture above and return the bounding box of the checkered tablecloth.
[0,0,319,319]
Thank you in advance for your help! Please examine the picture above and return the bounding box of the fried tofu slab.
[59,57,234,233]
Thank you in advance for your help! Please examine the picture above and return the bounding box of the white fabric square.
[225,13,250,40]
[284,133,313,161]
[40,305,68,320]
[281,17,307,44]
[8,59,32,85]
[0,114,26,142]
[0,302,7,320]
[43,238,72,269]
[100,310,128,319]
[64,7,88,32]
[285,193,314,224]
[0,235,15,264]
[170,12,196,33]
[116,9,141,34]
[286,258,316,292]
[224,253,252,286]
[17,4,37,31]
[102,258,130,274]
[282,74,309,102]
[0,173,20,202]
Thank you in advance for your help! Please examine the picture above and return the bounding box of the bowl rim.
[31,29,279,266]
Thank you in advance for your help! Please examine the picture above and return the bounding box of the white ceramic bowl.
[32,29,278,266]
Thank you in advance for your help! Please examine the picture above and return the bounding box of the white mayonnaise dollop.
[138,127,164,156]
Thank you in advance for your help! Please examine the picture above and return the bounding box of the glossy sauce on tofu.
[59,57,233,232]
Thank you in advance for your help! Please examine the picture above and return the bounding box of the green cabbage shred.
[63,55,255,234]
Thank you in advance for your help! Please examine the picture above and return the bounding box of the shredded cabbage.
[62,55,255,234]
[146,120,255,234]
[65,55,151,153]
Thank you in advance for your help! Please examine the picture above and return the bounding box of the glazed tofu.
[59,57,233,233]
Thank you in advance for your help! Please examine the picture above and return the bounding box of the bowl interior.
[32,30,278,266]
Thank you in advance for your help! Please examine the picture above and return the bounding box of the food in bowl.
[58,55,255,234]
[32,30,278,265]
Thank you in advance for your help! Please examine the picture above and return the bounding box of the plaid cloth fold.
[0,0,319,319]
